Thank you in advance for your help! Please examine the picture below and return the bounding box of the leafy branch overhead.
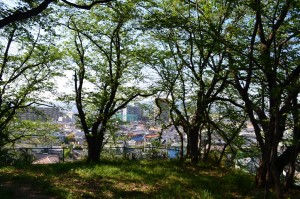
[0,0,114,29]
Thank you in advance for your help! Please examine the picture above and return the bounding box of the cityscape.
[12,102,300,184]
[13,102,259,168]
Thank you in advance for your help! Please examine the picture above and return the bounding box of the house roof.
[145,133,159,139]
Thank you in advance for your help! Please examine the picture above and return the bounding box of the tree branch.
[61,0,113,10]
[0,0,114,29]
[0,0,53,29]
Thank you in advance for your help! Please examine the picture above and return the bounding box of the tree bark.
[85,121,106,162]
[284,163,296,189]
[203,129,212,162]
[276,146,300,189]
[256,158,267,188]
[189,127,199,165]
[86,136,101,163]
[179,133,184,162]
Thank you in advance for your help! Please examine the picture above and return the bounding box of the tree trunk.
[284,163,295,189]
[256,158,267,188]
[256,146,300,198]
[218,144,227,166]
[179,133,184,162]
[203,130,212,162]
[190,127,199,165]
[186,135,190,160]
[86,136,101,162]
[199,131,202,160]
[285,97,300,189]
[86,122,106,163]
[271,163,283,199]
[276,145,300,189]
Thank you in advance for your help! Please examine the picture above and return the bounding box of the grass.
[0,159,298,198]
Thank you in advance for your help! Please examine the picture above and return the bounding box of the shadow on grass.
[0,167,67,198]
[1,159,295,198]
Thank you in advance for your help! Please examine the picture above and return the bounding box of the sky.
[0,0,158,113]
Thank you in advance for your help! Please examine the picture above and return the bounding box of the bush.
[0,148,15,165]
[0,148,35,165]
[63,148,72,159]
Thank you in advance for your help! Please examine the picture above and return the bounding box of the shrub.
[0,148,35,165]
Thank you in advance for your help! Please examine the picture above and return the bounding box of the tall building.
[18,107,63,122]
[114,104,143,122]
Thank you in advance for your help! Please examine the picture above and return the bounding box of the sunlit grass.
[0,159,294,198]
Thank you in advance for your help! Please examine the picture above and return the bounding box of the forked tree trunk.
[256,146,300,198]
[86,123,106,163]
[276,146,300,189]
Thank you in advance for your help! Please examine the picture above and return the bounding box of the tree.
[0,0,113,29]
[0,19,62,148]
[143,2,299,196]
[64,0,153,162]
[142,0,236,165]
[5,119,60,148]
[222,0,300,197]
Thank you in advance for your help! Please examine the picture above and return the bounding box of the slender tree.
[64,1,153,162]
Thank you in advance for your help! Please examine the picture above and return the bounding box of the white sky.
[0,0,158,111]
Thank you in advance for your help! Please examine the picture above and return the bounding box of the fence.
[5,146,182,164]
[102,146,182,160]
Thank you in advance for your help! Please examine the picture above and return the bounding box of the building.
[58,112,75,124]
[123,104,142,122]
[115,104,143,122]
[18,106,63,122]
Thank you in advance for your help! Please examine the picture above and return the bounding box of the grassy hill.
[0,159,299,198]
